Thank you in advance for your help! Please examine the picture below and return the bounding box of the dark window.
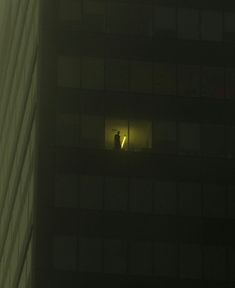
[153,121,177,153]
[130,241,152,275]
[224,12,235,41]
[179,123,200,154]
[201,10,223,41]
[104,177,128,211]
[203,184,226,218]
[178,65,200,97]
[105,59,129,91]
[54,236,77,270]
[180,244,202,279]
[154,182,177,215]
[201,67,225,98]
[104,239,127,274]
[201,124,225,156]
[54,174,78,208]
[154,63,176,95]
[78,238,102,272]
[79,175,103,209]
[204,246,226,280]
[154,6,176,38]
[154,242,178,277]
[130,178,152,213]
[178,8,200,40]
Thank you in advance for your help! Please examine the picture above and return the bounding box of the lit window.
[105,118,152,151]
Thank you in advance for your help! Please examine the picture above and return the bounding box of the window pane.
[154,6,176,38]
[203,184,226,218]
[154,242,178,277]
[55,174,77,208]
[154,182,177,215]
[224,12,235,41]
[129,120,152,151]
[229,247,235,281]
[105,118,128,150]
[153,121,177,153]
[129,5,152,36]
[81,57,104,90]
[105,59,129,91]
[104,239,127,274]
[104,177,128,211]
[179,182,202,217]
[178,9,199,40]
[204,246,226,280]
[179,123,200,154]
[130,61,153,93]
[178,65,200,97]
[201,10,223,41]
[130,241,152,275]
[78,238,102,272]
[82,0,105,32]
[201,124,225,156]
[225,68,235,99]
[79,175,103,209]
[107,3,129,34]
[56,114,79,146]
[180,244,202,279]
[130,178,152,213]
[57,56,81,88]
[80,114,104,148]
[154,63,176,95]
[228,186,235,219]
[201,67,225,98]
[54,236,77,270]
[59,0,82,21]
[227,126,235,158]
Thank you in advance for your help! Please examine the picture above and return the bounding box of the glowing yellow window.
[105,118,152,151]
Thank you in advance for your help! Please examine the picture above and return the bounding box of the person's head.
[117,131,120,135]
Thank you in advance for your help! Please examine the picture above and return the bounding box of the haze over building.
[1,0,235,287]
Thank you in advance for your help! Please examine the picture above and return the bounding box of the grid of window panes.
[58,56,235,99]
[0,0,38,287]
[52,174,235,282]
[59,0,235,42]
[55,113,235,158]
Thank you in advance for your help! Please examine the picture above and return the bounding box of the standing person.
[114,131,121,150]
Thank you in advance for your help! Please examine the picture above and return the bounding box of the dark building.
[1,0,235,287]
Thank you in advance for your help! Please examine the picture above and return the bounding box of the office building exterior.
[1,0,235,287]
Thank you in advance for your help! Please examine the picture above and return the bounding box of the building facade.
[1,0,235,287]
[0,0,39,287]
[36,0,235,287]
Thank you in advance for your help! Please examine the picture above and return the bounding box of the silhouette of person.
[114,131,121,150]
